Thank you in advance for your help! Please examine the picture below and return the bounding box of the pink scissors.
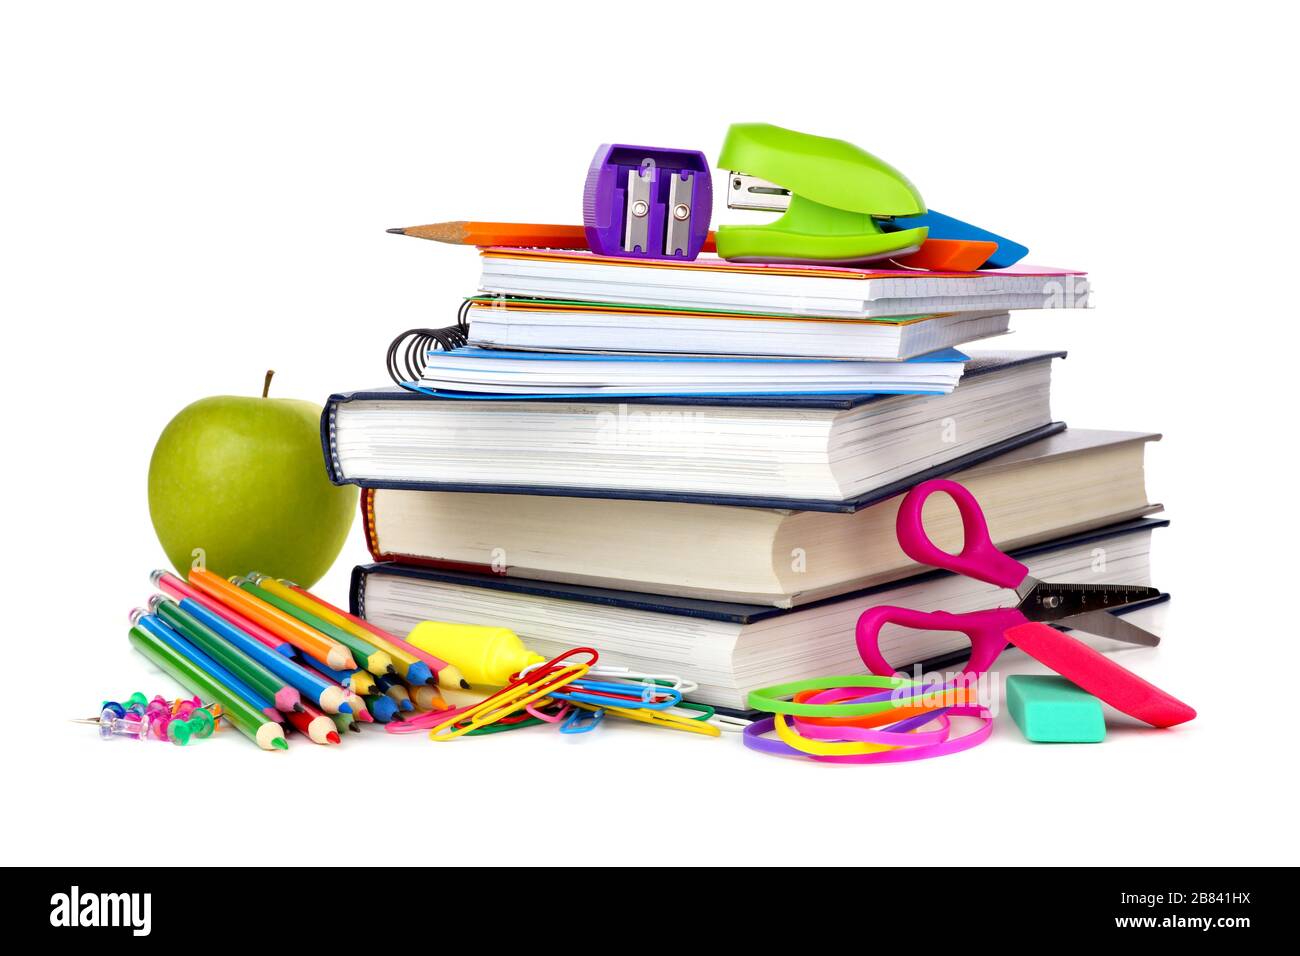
[856,478,1162,677]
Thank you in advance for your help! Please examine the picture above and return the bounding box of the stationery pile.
[324,123,1174,714]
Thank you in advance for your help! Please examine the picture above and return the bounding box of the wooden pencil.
[407,683,449,712]
[281,582,468,690]
[263,577,437,686]
[285,706,341,745]
[239,578,394,676]
[188,568,356,670]
[151,597,304,714]
[388,220,717,253]
[128,624,287,751]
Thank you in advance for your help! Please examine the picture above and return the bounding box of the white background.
[3,1,1297,866]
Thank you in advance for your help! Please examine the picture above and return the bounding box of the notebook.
[464,297,1013,361]
[324,350,1065,510]
[478,248,1090,319]
[361,429,1162,606]
[352,518,1169,709]
[411,346,969,398]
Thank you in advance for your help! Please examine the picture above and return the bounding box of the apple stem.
[263,370,275,399]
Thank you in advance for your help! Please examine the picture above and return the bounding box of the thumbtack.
[71,708,151,741]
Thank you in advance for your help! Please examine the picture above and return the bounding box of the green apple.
[148,371,357,587]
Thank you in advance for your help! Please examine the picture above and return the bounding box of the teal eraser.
[1006,675,1106,743]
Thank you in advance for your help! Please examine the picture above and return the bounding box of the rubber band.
[743,706,994,763]
[791,683,978,728]
[793,712,953,747]
[746,675,929,718]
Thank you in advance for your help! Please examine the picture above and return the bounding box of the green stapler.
[716,123,927,264]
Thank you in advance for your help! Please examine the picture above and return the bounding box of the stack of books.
[325,249,1166,710]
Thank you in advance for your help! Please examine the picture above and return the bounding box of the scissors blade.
[1053,609,1162,647]
[1018,581,1162,623]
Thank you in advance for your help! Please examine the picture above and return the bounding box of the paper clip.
[550,678,682,711]
[663,702,752,733]
[559,707,604,735]
[569,700,721,737]
[466,716,548,736]
[525,699,570,723]
[521,661,699,697]
[429,661,592,741]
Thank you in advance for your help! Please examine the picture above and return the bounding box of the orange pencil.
[187,568,356,671]
[388,220,718,254]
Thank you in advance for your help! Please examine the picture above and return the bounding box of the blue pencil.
[173,596,352,715]
[362,694,400,723]
[132,612,280,721]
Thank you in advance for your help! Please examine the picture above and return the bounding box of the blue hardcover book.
[323,350,1066,513]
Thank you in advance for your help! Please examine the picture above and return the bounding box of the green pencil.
[127,625,287,751]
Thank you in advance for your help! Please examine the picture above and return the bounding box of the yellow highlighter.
[405,621,544,687]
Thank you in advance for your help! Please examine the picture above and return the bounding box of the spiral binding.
[385,300,471,385]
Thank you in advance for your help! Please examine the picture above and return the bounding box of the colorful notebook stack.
[326,250,1167,710]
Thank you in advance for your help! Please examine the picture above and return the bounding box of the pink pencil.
[153,570,296,657]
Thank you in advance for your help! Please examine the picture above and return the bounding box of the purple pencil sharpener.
[583,143,712,261]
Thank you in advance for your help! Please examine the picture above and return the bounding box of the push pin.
[73,708,151,741]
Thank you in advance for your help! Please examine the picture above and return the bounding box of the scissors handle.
[896,478,1029,589]
[855,605,1027,677]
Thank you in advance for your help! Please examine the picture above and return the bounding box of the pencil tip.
[386,665,397,675]
[293,703,304,712]
[326,731,341,744]
[348,722,362,733]
[460,679,471,690]
[386,227,406,235]
[272,737,288,751]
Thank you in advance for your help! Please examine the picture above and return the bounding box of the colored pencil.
[133,612,281,722]
[238,578,393,676]
[363,694,401,724]
[151,598,303,714]
[387,220,718,254]
[374,673,414,711]
[407,684,449,712]
[128,624,287,751]
[153,570,296,658]
[188,568,356,670]
[308,659,378,697]
[330,711,360,735]
[257,576,433,685]
[285,703,341,745]
[283,583,468,689]
[164,592,352,715]
[296,657,374,723]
